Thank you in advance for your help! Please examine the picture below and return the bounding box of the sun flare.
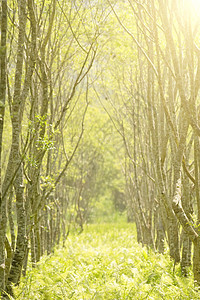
[184,0,200,18]
[191,0,200,8]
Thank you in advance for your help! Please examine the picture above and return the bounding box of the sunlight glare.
[191,0,200,9]
[185,0,200,18]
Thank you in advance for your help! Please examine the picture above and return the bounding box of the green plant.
[15,224,200,299]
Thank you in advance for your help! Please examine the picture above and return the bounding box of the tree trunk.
[155,214,165,254]
[0,0,7,294]
[5,0,27,294]
[167,218,180,263]
[181,230,192,276]
[193,239,200,285]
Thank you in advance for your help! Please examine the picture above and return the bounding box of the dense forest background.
[1,0,200,298]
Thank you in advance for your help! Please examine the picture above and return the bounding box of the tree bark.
[0,0,7,294]
[5,0,27,294]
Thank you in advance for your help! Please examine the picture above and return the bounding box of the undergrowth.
[14,223,200,299]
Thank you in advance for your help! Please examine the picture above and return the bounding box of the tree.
[105,0,200,283]
[0,0,7,293]
[0,0,102,297]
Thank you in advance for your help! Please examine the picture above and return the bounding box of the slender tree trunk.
[193,239,200,285]
[181,230,192,277]
[6,0,27,294]
[155,213,165,254]
[181,176,193,276]
[193,135,200,284]
[0,0,7,294]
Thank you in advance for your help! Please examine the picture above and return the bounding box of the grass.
[14,223,200,299]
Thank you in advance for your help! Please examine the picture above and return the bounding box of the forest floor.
[14,223,199,299]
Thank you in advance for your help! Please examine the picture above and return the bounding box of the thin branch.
[106,0,158,76]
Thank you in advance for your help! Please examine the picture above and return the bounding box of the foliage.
[63,103,126,224]
[14,224,200,299]
[2,0,200,294]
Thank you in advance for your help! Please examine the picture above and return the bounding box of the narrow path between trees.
[14,223,198,300]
